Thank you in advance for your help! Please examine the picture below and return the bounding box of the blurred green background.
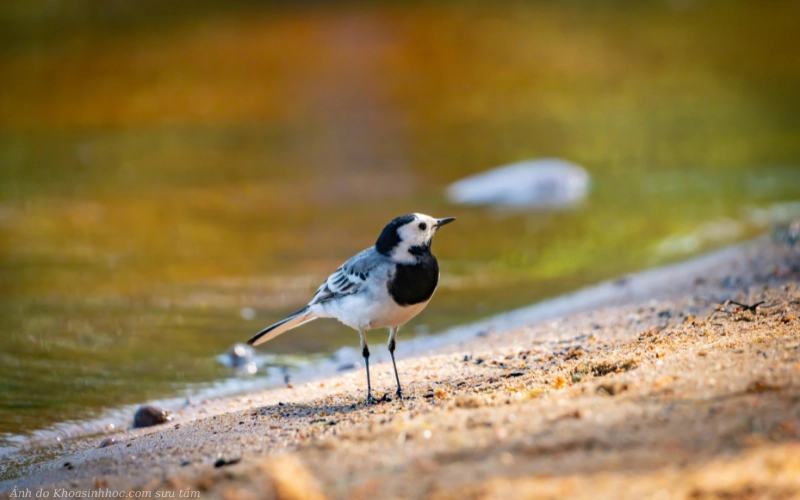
[2,0,800,446]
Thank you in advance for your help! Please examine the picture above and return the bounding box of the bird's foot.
[395,389,405,401]
[366,394,377,405]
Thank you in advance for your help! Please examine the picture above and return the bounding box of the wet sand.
[2,237,800,499]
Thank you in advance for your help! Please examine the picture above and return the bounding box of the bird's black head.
[375,213,456,262]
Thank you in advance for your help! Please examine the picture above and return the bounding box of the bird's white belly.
[312,291,430,331]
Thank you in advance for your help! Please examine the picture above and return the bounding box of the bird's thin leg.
[359,329,375,404]
[388,327,403,399]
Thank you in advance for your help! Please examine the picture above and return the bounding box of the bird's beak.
[434,217,456,229]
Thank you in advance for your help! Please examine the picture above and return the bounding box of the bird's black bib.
[388,251,439,306]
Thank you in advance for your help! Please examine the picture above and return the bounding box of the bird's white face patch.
[391,213,440,263]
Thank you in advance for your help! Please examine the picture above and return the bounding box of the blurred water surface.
[2,0,800,447]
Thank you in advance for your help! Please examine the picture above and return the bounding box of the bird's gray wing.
[309,247,386,305]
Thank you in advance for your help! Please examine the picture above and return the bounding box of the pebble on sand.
[99,437,117,448]
[132,405,173,429]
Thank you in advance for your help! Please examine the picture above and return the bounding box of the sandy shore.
[3,237,800,499]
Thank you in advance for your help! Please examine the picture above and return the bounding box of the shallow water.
[1,0,800,453]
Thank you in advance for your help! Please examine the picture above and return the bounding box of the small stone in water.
[219,343,258,374]
[228,343,256,365]
[240,307,256,320]
[132,405,172,428]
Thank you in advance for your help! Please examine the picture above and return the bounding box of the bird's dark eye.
[418,222,427,230]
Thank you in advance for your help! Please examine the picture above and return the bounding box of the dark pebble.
[132,405,172,429]
[214,457,241,468]
[99,437,117,448]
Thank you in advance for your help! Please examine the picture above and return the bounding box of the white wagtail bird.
[247,213,455,404]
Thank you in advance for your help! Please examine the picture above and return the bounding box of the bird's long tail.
[247,307,317,346]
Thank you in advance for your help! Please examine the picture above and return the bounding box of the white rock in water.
[446,158,590,208]
[240,307,256,320]
[218,343,258,374]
